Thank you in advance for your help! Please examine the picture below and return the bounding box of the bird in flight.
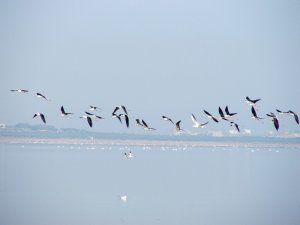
[33,113,46,124]
[251,106,264,120]
[230,121,240,133]
[10,89,29,93]
[60,106,73,116]
[191,114,209,128]
[218,107,229,121]
[246,96,261,106]
[203,110,219,123]
[225,106,237,118]
[36,92,50,101]
[80,115,93,127]
[266,112,279,131]
[162,116,174,124]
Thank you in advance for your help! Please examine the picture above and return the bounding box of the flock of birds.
[10,89,299,133]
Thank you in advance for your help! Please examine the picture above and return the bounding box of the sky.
[1,0,299,135]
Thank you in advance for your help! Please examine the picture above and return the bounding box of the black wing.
[294,113,299,124]
[273,118,279,130]
[40,114,46,124]
[251,106,257,117]
[142,120,148,128]
[112,107,120,115]
[121,106,128,115]
[203,110,212,117]
[124,115,129,128]
[235,123,240,132]
[87,116,93,127]
[225,106,230,115]
[85,111,94,116]
[219,107,225,118]
[61,106,66,114]
[176,120,181,131]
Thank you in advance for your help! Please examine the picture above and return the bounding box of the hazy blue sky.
[1,0,299,135]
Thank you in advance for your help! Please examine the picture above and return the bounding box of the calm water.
[1,143,300,225]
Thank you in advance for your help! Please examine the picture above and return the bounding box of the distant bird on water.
[60,106,73,116]
[203,110,219,123]
[36,92,50,101]
[191,114,209,128]
[251,106,264,120]
[266,112,279,131]
[246,96,261,106]
[10,89,29,93]
[33,113,46,124]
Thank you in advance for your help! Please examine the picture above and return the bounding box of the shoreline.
[1,136,300,149]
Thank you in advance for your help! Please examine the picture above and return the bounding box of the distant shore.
[1,136,299,149]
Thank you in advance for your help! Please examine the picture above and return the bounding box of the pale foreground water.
[1,143,300,225]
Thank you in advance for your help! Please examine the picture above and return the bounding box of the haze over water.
[1,143,300,225]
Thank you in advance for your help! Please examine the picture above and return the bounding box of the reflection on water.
[1,144,300,225]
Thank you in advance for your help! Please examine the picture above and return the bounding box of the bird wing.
[40,114,46,124]
[191,114,198,125]
[112,107,119,115]
[61,106,66,114]
[124,115,129,128]
[142,120,148,127]
[203,110,212,117]
[273,118,279,130]
[176,120,181,130]
[235,123,240,132]
[85,111,93,116]
[251,106,257,117]
[87,116,93,127]
[219,107,225,118]
[225,106,230,115]
[201,121,209,126]
[294,113,299,124]
[121,106,128,115]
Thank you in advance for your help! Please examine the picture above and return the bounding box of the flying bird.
[288,110,299,125]
[162,116,174,124]
[135,119,144,127]
[10,89,29,93]
[36,93,50,101]
[85,111,103,119]
[230,121,240,133]
[203,110,219,123]
[276,109,299,124]
[112,105,128,115]
[251,106,264,120]
[33,113,46,124]
[246,96,261,106]
[266,112,279,130]
[141,120,156,130]
[218,107,228,121]
[60,106,73,116]
[191,114,209,128]
[89,106,101,111]
[225,106,237,118]
[80,115,93,127]
[175,120,184,132]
